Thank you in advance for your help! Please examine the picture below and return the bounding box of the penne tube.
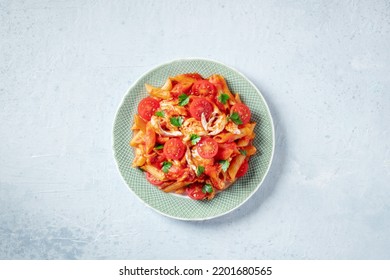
[242,145,257,156]
[175,187,186,194]
[132,114,147,133]
[161,78,173,91]
[234,93,242,103]
[132,147,146,167]
[145,84,171,99]
[144,122,156,154]
[227,154,246,181]
[163,181,192,193]
[213,132,245,143]
[236,133,255,147]
[240,123,256,136]
[130,130,145,147]
[141,164,165,181]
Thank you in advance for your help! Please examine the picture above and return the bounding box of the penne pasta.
[145,84,171,99]
[130,73,257,200]
[144,122,156,154]
[132,146,146,167]
[130,130,145,147]
[163,181,192,193]
[141,164,166,181]
[132,114,147,133]
[227,154,246,181]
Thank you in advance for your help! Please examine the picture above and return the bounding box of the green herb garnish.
[155,111,165,117]
[218,93,229,104]
[229,112,243,125]
[178,94,190,106]
[202,184,213,194]
[170,116,183,127]
[196,166,205,177]
[239,150,247,156]
[190,134,201,145]
[219,160,230,172]
[162,161,172,173]
[155,144,164,150]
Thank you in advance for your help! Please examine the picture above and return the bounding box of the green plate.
[113,58,275,220]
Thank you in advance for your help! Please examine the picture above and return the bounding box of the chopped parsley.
[228,112,243,125]
[155,111,165,117]
[218,93,229,104]
[170,116,183,127]
[178,94,190,106]
[155,144,164,150]
[239,150,247,156]
[196,166,205,177]
[190,134,201,145]
[219,160,230,172]
[162,161,172,173]
[202,184,213,194]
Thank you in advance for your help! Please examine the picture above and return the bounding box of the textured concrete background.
[1,0,389,259]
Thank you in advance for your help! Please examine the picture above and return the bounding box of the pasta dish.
[130,73,256,200]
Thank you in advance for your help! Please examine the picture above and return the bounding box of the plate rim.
[112,57,276,221]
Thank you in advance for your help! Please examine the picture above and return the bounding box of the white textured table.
[1,0,389,259]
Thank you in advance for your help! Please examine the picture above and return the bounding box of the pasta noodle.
[130,73,257,200]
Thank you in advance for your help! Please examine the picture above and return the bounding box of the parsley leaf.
[202,184,213,194]
[218,93,229,104]
[190,134,201,145]
[196,166,205,177]
[240,149,247,156]
[229,112,243,125]
[155,111,165,117]
[170,116,183,127]
[155,144,164,150]
[178,94,190,106]
[162,161,172,173]
[219,160,230,172]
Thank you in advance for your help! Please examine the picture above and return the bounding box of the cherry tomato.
[186,184,207,200]
[197,137,219,159]
[170,82,192,98]
[137,97,160,121]
[149,153,166,168]
[191,80,217,97]
[145,172,164,186]
[165,165,185,180]
[163,138,186,160]
[236,159,249,178]
[231,103,251,125]
[189,97,213,121]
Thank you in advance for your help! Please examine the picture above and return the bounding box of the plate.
[113,58,275,220]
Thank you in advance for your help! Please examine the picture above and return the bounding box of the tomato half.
[163,138,186,160]
[186,184,207,200]
[189,97,213,121]
[149,153,166,168]
[145,172,164,186]
[165,164,185,180]
[236,159,249,178]
[138,97,160,121]
[191,80,217,97]
[170,82,192,98]
[197,137,219,159]
[231,103,251,125]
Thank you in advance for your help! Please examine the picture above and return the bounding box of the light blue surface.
[0,0,389,259]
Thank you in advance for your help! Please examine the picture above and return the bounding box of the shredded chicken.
[150,116,182,137]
